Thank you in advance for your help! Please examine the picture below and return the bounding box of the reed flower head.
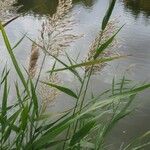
[28,42,39,78]
[39,0,80,57]
[38,73,60,112]
[85,19,120,74]
[0,0,17,21]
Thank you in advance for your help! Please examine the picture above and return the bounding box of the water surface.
[0,0,150,149]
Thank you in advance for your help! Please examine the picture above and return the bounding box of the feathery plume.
[39,0,80,57]
[37,0,81,112]
[0,0,17,21]
[28,42,39,78]
[85,19,120,74]
[38,73,60,112]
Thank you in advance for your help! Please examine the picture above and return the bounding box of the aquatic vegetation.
[37,0,80,112]
[86,19,120,74]
[0,0,18,21]
[28,42,39,79]
[39,0,80,57]
[38,73,61,113]
[0,0,150,150]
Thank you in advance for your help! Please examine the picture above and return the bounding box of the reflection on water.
[13,0,150,20]
[122,0,150,19]
[14,0,95,16]
[0,0,150,149]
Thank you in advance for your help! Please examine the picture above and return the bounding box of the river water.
[0,0,150,149]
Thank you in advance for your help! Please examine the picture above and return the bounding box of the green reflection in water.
[14,0,95,16]
[123,0,150,18]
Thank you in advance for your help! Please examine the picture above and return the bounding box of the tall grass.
[0,0,150,149]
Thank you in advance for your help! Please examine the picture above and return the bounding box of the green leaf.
[132,142,150,150]
[70,120,95,146]
[30,80,39,117]
[25,113,70,149]
[28,114,74,149]
[20,104,28,131]
[42,82,78,99]
[2,16,19,28]
[48,55,124,73]
[36,139,68,149]
[12,33,27,50]
[15,82,25,108]
[2,75,8,117]
[2,110,20,143]
[27,83,150,149]
[123,131,150,150]
[80,83,150,119]
[0,22,30,96]
[80,141,95,149]
[94,25,124,59]
[102,0,117,30]
[1,74,9,133]
[1,70,10,85]
[35,112,70,133]
[0,111,20,139]
[26,36,82,83]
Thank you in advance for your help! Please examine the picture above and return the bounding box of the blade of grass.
[41,81,78,99]
[32,83,150,149]
[26,36,83,83]
[1,74,9,133]
[0,22,30,96]
[70,120,96,146]
[94,25,124,59]
[1,70,10,85]
[102,0,117,30]
[30,80,39,117]
[2,110,20,143]
[12,33,27,50]
[20,104,28,131]
[123,131,150,150]
[48,55,126,73]
[132,142,150,150]
[2,16,19,28]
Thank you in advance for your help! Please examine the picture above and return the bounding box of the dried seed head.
[85,19,121,74]
[38,73,61,112]
[28,42,39,78]
[39,0,80,57]
[0,0,18,21]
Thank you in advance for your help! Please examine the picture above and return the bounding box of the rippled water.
[0,0,150,149]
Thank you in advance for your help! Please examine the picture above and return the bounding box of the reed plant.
[0,0,150,149]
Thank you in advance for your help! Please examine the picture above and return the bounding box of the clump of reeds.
[28,42,39,79]
[39,0,80,57]
[0,0,150,149]
[37,0,80,112]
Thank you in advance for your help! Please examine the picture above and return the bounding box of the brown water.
[0,0,150,149]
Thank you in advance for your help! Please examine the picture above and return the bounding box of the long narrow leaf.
[0,22,30,96]
[70,120,95,146]
[20,104,28,131]
[42,82,78,99]
[32,82,150,149]
[30,80,39,117]
[2,74,9,133]
[94,25,124,59]
[2,16,19,28]
[48,55,125,73]
[12,33,27,50]
[102,0,117,30]
[26,36,83,83]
